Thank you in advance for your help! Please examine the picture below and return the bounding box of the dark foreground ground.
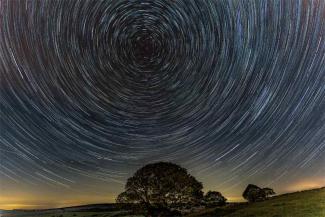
[1,187,324,217]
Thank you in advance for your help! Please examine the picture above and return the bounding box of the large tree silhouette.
[116,162,203,212]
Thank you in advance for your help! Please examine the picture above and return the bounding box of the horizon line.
[1,186,324,211]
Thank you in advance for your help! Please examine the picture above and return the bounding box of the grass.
[2,188,324,217]
[226,187,325,217]
[188,187,325,217]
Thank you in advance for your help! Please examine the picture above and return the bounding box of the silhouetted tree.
[204,191,227,206]
[243,184,275,202]
[243,184,265,202]
[116,162,203,215]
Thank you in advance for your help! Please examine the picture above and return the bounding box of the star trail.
[0,0,325,209]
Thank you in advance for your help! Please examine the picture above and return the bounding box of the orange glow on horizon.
[0,204,46,210]
[0,199,116,210]
[0,194,116,210]
[285,178,325,193]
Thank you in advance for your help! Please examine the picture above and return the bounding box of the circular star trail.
[0,0,325,196]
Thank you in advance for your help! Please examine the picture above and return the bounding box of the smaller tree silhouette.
[243,184,265,202]
[204,191,227,206]
[243,184,275,202]
[262,188,276,198]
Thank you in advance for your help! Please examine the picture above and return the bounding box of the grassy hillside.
[2,187,324,217]
[189,187,325,217]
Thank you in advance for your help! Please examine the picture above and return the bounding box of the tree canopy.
[116,162,203,210]
[243,184,275,202]
[204,191,227,206]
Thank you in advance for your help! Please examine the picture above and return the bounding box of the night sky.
[1,0,325,209]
